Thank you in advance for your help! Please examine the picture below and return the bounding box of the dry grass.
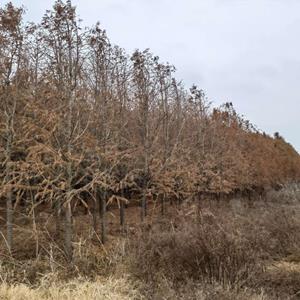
[0,276,143,300]
[0,277,275,300]
[125,190,300,299]
[142,278,271,300]
[0,185,299,299]
[128,213,262,286]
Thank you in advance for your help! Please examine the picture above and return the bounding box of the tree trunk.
[29,186,39,258]
[93,197,100,234]
[141,191,146,222]
[100,191,106,244]
[120,200,125,232]
[5,132,13,254]
[161,193,165,216]
[64,201,73,262]
[64,77,74,261]
[6,186,13,254]
[55,201,61,237]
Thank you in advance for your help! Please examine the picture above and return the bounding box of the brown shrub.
[126,200,300,299]
[128,211,263,288]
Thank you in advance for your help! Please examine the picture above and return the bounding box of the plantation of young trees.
[0,1,299,261]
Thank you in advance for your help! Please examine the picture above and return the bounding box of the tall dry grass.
[0,185,299,299]
[0,277,143,300]
[125,188,300,299]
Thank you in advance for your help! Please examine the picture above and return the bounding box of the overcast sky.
[10,0,300,152]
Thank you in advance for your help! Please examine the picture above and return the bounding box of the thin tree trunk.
[64,201,73,261]
[5,129,13,254]
[120,200,125,232]
[93,197,99,234]
[100,191,106,244]
[161,193,165,215]
[65,88,73,261]
[141,156,148,222]
[29,186,39,258]
[55,201,61,237]
[6,186,13,254]
[141,191,146,222]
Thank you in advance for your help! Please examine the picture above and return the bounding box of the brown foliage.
[0,1,299,259]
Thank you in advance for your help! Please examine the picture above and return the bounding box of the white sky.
[9,0,300,152]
